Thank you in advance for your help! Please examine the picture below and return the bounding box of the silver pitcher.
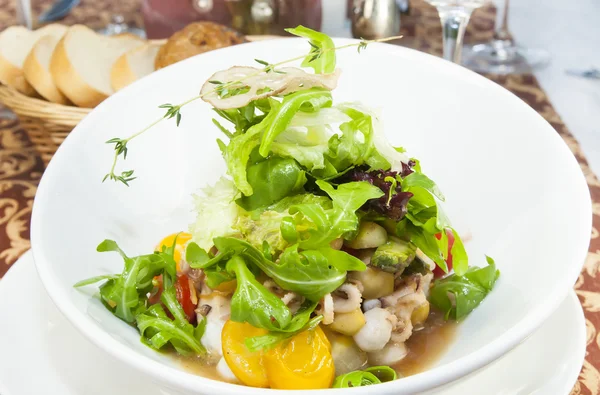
[351,0,401,40]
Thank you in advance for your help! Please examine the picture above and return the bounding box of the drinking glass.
[425,0,485,64]
[462,0,550,74]
[97,14,147,38]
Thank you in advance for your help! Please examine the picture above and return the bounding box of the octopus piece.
[197,293,231,361]
[281,292,304,314]
[316,293,334,325]
[353,307,396,352]
[332,283,363,313]
[263,279,284,296]
[263,280,304,314]
[381,273,433,344]
[362,298,382,312]
[368,342,408,366]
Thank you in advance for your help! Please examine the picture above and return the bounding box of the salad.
[77,27,499,390]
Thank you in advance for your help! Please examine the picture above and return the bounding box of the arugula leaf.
[226,255,292,331]
[429,256,500,320]
[136,296,206,356]
[245,313,322,352]
[317,180,383,215]
[401,172,445,201]
[258,88,332,158]
[285,26,336,74]
[276,244,363,301]
[207,237,364,302]
[88,239,175,323]
[401,221,447,273]
[449,228,468,276]
[396,166,469,275]
[332,366,398,388]
[203,262,236,289]
[236,157,307,211]
[289,180,384,249]
[73,274,118,287]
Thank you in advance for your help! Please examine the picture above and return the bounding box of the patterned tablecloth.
[0,0,598,393]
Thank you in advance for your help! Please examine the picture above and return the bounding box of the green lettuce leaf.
[189,176,242,251]
[270,126,332,171]
[258,88,332,157]
[429,256,500,320]
[336,103,410,172]
[285,26,336,74]
[325,106,389,172]
[234,210,290,254]
[223,90,331,196]
[236,156,307,211]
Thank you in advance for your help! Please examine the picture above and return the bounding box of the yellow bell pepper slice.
[155,232,192,271]
[265,326,335,389]
[221,320,269,388]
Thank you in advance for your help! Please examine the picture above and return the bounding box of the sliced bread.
[50,25,145,108]
[110,43,160,92]
[0,24,67,95]
[23,34,70,104]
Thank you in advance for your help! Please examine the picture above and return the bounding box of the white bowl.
[31,38,591,394]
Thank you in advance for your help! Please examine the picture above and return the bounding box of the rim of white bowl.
[31,38,592,394]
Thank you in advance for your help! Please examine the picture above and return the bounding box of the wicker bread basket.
[0,85,91,165]
[0,35,276,166]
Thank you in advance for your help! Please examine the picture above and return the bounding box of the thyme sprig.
[104,34,403,186]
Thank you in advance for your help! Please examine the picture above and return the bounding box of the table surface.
[0,1,599,394]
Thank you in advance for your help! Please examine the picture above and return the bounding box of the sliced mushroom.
[200,66,340,109]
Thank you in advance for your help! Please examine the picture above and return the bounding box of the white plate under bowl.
[31,38,591,394]
[0,252,586,395]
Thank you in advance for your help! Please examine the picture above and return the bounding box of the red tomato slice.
[175,274,197,323]
[148,274,196,323]
[433,229,455,278]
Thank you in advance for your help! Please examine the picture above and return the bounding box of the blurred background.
[1,0,597,173]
